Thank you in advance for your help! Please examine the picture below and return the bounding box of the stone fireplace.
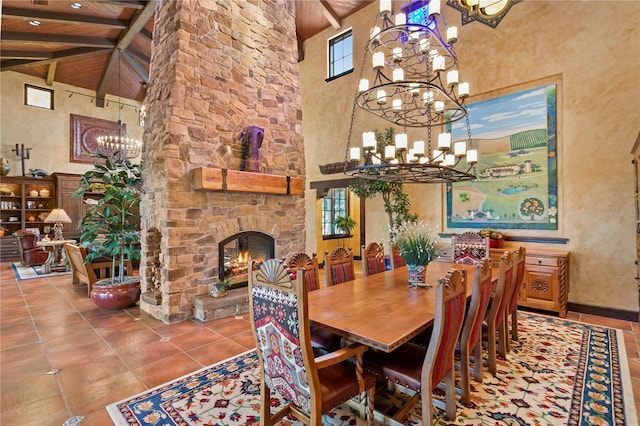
[220,231,275,289]
[139,0,306,323]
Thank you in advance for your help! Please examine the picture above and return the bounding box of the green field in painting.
[450,144,549,224]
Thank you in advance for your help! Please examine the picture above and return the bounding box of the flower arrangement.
[479,228,504,240]
[392,221,439,265]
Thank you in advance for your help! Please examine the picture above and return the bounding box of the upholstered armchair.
[15,230,50,266]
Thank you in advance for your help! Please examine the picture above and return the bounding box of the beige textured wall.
[1,71,143,176]
[300,1,640,311]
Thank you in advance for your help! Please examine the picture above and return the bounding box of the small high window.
[328,30,353,80]
[322,188,348,236]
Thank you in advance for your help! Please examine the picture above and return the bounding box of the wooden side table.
[36,239,76,274]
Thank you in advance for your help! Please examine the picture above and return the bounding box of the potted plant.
[479,228,505,248]
[74,152,142,309]
[334,214,357,247]
[392,221,439,287]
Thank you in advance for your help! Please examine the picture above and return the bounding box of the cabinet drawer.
[526,256,558,267]
[0,238,18,248]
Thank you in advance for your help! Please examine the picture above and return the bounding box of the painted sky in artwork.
[451,86,550,141]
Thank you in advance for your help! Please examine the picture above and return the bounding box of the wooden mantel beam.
[193,167,304,196]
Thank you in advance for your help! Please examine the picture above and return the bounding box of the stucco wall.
[1,71,143,176]
[299,1,640,312]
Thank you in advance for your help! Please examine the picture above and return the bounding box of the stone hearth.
[193,289,249,322]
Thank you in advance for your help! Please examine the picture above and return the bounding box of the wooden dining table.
[308,262,483,353]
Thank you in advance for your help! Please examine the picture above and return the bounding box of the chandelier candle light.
[96,48,142,159]
[345,0,477,184]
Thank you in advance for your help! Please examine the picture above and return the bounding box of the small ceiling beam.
[46,62,57,86]
[1,47,112,71]
[0,31,115,48]
[318,0,341,29]
[1,7,127,28]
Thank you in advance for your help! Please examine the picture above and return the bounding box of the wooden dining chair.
[452,231,490,265]
[390,244,406,269]
[483,250,515,374]
[505,247,526,352]
[287,251,320,291]
[361,242,386,277]
[363,269,466,425]
[324,247,355,286]
[457,258,493,405]
[287,251,342,354]
[248,259,375,425]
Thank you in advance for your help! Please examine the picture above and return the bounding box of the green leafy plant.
[349,128,418,240]
[391,221,438,265]
[334,215,357,247]
[74,153,142,285]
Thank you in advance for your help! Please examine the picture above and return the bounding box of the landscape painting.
[446,84,558,230]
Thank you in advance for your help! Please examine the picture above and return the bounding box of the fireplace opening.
[219,231,275,289]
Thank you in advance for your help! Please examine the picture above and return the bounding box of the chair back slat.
[506,247,526,314]
[361,242,385,276]
[486,251,515,329]
[463,258,493,350]
[425,269,466,388]
[287,252,320,292]
[324,247,355,286]
[390,244,406,268]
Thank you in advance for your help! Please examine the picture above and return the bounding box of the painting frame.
[70,114,122,164]
[446,79,560,231]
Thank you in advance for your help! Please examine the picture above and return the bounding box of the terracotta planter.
[489,238,505,248]
[91,277,141,310]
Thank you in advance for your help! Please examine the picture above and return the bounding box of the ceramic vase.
[407,264,427,287]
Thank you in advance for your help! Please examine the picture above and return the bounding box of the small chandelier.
[345,0,477,184]
[96,48,142,159]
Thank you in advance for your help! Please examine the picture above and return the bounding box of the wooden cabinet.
[491,248,570,317]
[53,173,83,239]
[0,176,56,238]
[0,236,21,262]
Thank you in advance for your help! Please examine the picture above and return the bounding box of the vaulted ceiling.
[0,0,371,105]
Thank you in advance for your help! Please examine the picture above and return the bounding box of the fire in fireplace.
[219,231,275,289]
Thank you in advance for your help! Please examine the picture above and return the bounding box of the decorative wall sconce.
[446,0,523,28]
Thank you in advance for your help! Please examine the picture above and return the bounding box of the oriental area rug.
[106,312,637,426]
[11,262,71,281]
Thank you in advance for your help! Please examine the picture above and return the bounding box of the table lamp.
[44,208,72,240]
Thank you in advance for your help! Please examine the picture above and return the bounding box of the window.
[328,30,353,79]
[322,188,348,236]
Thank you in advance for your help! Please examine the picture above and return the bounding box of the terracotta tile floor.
[1,261,639,425]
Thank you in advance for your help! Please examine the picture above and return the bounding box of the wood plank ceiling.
[1,0,371,105]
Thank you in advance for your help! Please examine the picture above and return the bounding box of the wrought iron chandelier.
[96,48,142,160]
[344,0,477,184]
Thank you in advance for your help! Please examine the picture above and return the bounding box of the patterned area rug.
[11,262,71,280]
[106,312,637,425]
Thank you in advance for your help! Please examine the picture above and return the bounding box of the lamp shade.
[44,209,72,224]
